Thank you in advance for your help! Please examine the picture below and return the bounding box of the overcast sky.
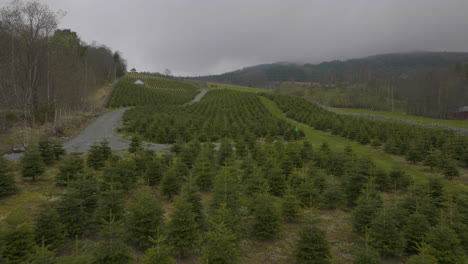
[5,0,468,76]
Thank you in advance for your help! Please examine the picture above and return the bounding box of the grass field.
[331,107,468,130]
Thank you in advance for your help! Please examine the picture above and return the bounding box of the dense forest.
[195,53,468,118]
[0,0,127,133]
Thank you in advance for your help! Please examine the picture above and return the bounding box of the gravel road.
[192,89,208,103]
[3,108,171,160]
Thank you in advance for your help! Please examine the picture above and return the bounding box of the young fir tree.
[142,231,175,264]
[201,219,239,264]
[21,148,45,181]
[250,193,282,239]
[34,203,64,249]
[87,143,105,169]
[95,189,125,224]
[181,182,204,228]
[351,186,383,235]
[0,223,35,264]
[424,224,465,264]
[423,149,442,171]
[38,138,56,165]
[100,139,112,161]
[218,138,233,165]
[368,208,406,257]
[126,189,165,250]
[128,135,142,154]
[56,174,99,237]
[442,158,460,180]
[406,244,438,264]
[27,244,56,264]
[193,153,215,191]
[403,212,430,254]
[353,226,382,264]
[282,193,301,222]
[161,169,182,200]
[144,157,164,186]
[101,158,137,191]
[55,152,84,186]
[319,184,345,210]
[92,212,133,264]
[294,221,331,264]
[0,156,17,197]
[52,140,66,160]
[167,197,199,258]
[266,164,286,196]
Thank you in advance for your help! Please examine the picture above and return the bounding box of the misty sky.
[6,0,468,76]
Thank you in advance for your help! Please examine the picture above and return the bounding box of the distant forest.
[196,52,468,119]
[0,0,127,131]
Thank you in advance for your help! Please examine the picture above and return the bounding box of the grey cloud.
[30,0,468,75]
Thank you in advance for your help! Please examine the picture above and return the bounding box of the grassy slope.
[331,107,468,130]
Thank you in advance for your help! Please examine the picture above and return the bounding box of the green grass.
[331,107,468,130]
[260,96,468,192]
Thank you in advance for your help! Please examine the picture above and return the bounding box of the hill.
[196,52,468,85]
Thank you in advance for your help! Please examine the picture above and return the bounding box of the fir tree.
[34,203,64,249]
[128,135,143,154]
[266,164,286,196]
[99,139,112,161]
[38,138,55,165]
[181,183,204,228]
[319,184,345,210]
[0,224,35,264]
[193,154,215,191]
[95,189,125,224]
[0,156,17,197]
[201,220,239,264]
[52,140,66,160]
[142,232,175,264]
[423,149,442,171]
[425,224,464,264]
[101,158,137,191]
[126,190,165,250]
[21,148,45,181]
[403,212,430,254]
[86,143,105,169]
[352,187,383,235]
[55,153,84,186]
[161,170,182,200]
[56,175,99,237]
[167,197,199,258]
[27,244,56,264]
[144,157,164,186]
[282,193,301,222]
[368,208,406,257]
[218,138,233,165]
[294,221,331,264]
[405,244,438,264]
[442,158,460,180]
[92,213,133,264]
[250,193,282,239]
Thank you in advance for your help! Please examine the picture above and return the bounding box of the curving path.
[3,89,210,161]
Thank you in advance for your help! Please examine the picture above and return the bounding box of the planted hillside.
[122,90,302,143]
[263,93,468,171]
[107,79,198,107]
[3,134,467,263]
[126,73,199,92]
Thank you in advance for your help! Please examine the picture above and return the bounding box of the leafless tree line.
[0,0,126,132]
